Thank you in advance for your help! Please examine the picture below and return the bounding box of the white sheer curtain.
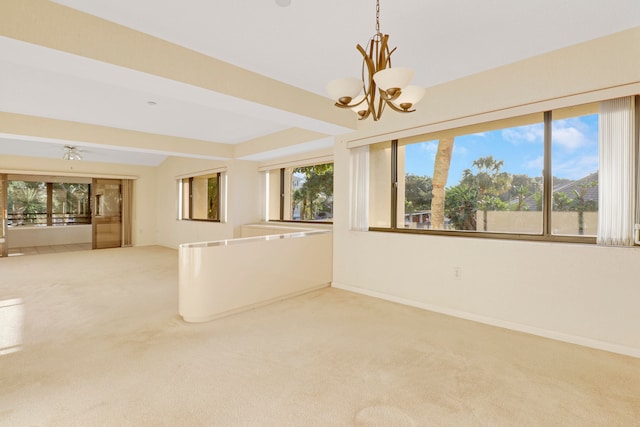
[597,96,636,246]
[349,145,369,231]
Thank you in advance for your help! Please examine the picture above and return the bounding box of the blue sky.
[404,114,599,185]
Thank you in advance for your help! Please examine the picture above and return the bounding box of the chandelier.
[327,0,425,121]
[62,145,83,161]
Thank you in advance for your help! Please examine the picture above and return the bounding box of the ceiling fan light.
[393,85,426,110]
[63,145,83,161]
[373,67,414,93]
[327,77,363,105]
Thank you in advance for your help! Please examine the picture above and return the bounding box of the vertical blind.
[597,96,636,246]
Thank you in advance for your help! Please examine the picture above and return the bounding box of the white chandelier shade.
[327,77,364,106]
[372,67,414,94]
[391,85,426,111]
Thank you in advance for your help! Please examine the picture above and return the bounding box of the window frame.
[369,107,604,244]
[6,179,91,228]
[266,162,334,224]
[177,171,225,223]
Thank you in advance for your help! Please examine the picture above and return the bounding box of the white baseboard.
[331,282,640,359]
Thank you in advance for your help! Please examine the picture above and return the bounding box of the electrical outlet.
[453,267,462,280]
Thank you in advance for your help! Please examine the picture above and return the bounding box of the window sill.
[368,227,598,244]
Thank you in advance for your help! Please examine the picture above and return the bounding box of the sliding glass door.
[92,178,122,249]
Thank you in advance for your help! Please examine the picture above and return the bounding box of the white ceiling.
[2,0,640,166]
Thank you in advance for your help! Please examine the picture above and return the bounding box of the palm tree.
[444,185,478,230]
[572,181,597,235]
[461,156,512,231]
[431,137,455,229]
[8,181,46,225]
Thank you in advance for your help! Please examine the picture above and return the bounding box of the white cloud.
[551,117,598,152]
[525,155,544,171]
[453,145,468,156]
[552,126,587,151]
[418,141,438,154]
[553,155,598,180]
[501,124,544,145]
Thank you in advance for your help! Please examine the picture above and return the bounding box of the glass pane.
[7,181,47,226]
[289,163,333,221]
[52,183,90,225]
[191,174,219,220]
[93,179,122,249]
[401,114,544,234]
[267,169,281,221]
[369,141,392,228]
[181,179,190,219]
[551,110,599,236]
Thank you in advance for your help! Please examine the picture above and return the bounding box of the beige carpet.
[0,246,639,426]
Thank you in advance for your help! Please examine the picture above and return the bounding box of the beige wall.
[8,224,91,247]
[333,27,640,357]
[0,154,157,246]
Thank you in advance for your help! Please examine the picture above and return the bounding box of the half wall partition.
[179,229,332,322]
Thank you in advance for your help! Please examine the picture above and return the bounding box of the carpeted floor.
[1,246,639,426]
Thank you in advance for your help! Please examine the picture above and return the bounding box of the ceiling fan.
[62,145,83,161]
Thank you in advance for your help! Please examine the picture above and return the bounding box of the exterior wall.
[0,154,157,247]
[401,211,598,235]
[333,28,640,357]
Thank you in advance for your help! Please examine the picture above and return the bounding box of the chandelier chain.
[375,0,380,36]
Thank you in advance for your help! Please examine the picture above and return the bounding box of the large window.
[7,179,90,227]
[178,172,224,222]
[267,162,333,222]
[369,103,602,242]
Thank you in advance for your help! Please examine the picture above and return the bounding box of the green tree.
[207,177,219,220]
[292,164,333,220]
[7,181,46,225]
[553,192,573,211]
[505,174,541,211]
[460,156,512,231]
[404,174,432,213]
[444,185,477,230]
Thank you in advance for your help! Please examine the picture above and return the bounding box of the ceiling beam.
[233,128,330,159]
[0,112,234,159]
[0,0,356,134]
